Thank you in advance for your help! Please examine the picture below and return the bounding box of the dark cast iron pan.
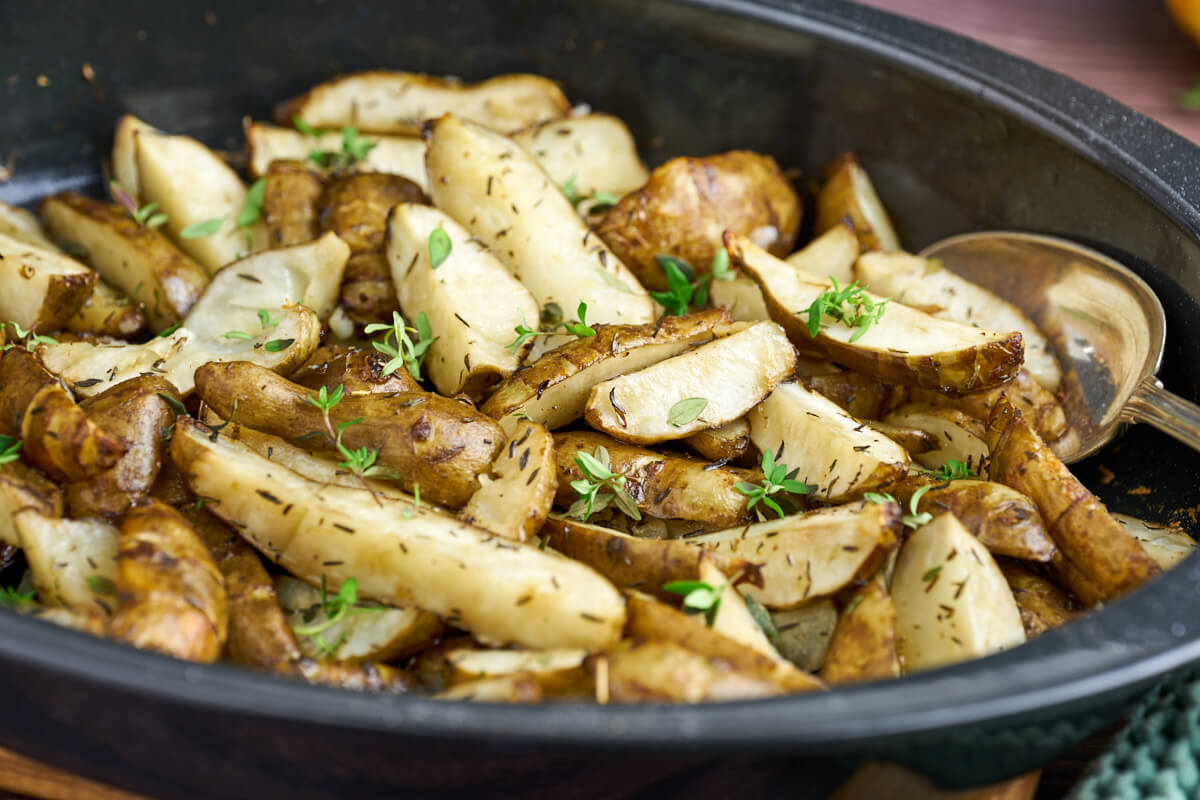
[3,0,1200,796]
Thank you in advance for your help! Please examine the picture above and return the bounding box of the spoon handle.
[1122,375,1200,452]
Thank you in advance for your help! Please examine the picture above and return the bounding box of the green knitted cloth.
[1070,666,1200,799]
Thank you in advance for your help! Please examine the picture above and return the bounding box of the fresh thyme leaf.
[257,309,282,328]
[0,585,34,607]
[157,323,181,338]
[292,575,385,657]
[590,190,619,210]
[925,459,975,481]
[223,330,253,340]
[568,446,640,522]
[403,484,421,519]
[734,448,811,519]
[863,491,895,505]
[365,311,436,381]
[507,301,592,352]
[710,247,733,281]
[561,174,582,206]
[0,437,20,468]
[145,212,169,229]
[1178,76,1200,111]
[237,178,267,229]
[650,254,715,315]
[428,225,452,269]
[662,580,723,626]
[844,595,864,615]
[3,321,56,350]
[668,397,708,427]
[904,485,934,530]
[157,392,188,417]
[306,383,345,414]
[921,565,943,582]
[87,575,117,595]
[743,592,780,643]
[264,338,294,352]
[307,126,377,172]
[562,301,595,337]
[180,217,224,239]
[804,277,888,342]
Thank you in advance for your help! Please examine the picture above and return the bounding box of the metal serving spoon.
[918,231,1200,464]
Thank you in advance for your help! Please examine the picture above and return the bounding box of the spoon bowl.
[919,231,1200,463]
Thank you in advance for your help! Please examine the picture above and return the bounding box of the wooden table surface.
[5,1,1200,798]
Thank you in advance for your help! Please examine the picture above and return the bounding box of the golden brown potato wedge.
[857,251,1061,390]
[0,461,63,549]
[624,591,823,694]
[602,640,780,703]
[39,191,211,329]
[511,113,649,200]
[916,479,1057,562]
[277,70,570,135]
[193,360,502,508]
[999,560,1078,638]
[553,431,760,528]
[263,159,325,248]
[320,172,425,325]
[865,421,938,454]
[1113,514,1197,570]
[907,367,1068,444]
[244,121,429,189]
[0,200,61,252]
[819,573,900,684]
[0,348,126,483]
[986,398,1160,601]
[892,513,1025,672]
[883,403,990,477]
[66,376,178,517]
[709,274,772,322]
[290,343,422,396]
[109,499,228,663]
[171,419,625,651]
[596,151,801,291]
[481,309,728,431]
[700,557,785,662]
[386,203,538,396]
[114,114,268,272]
[785,221,861,285]
[730,232,1025,393]
[586,321,796,444]
[0,230,96,332]
[461,420,556,542]
[425,113,655,326]
[748,381,910,503]
[276,575,442,663]
[688,501,902,609]
[814,152,900,252]
[799,367,895,422]
[540,514,746,601]
[13,510,119,613]
[66,281,146,339]
[771,599,838,673]
[683,417,751,462]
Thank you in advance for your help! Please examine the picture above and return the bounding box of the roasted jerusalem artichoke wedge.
[39,305,320,399]
[882,403,990,478]
[277,71,569,135]
[1000,560,1078,638]
[0,462,63,549]
[729,232,1025,393]
[813,152,901,252]
[0,231,96,332]
[193,360,503,508]
[596,151,801,291]
[748,381,909,503]
[585,320,796,444]
[13,511,120,613]
[819,573,900,685]
[857,251,1061,391]
[39,191,211,329]
[1113,514,1197,570]
[987,398,1161,601]
[553,431,761,528]
[461,420,556,543]
[907,367,1068,444]
[112,114,268,272]
[511,113,649,201]
[245,121,429,190]
[914,479,1057,563]
[171,418,625,651]
[481,309,727,431]
[262,159,325,248]
[687,501,902,609]
[291,343,421,396]
[785,222,861,286]
[109,499,228,663]
[892,513,1026,672]
[387,202,538,396]
[683,417,752,462]
[425,113,655,326]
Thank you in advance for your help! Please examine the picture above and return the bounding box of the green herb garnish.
[668,397,708,428]
[0,585,34,608]
[428,225,452,269]
[292,115,319,138]
[222,330,253,341]
[2,321,56,350]
[864,485,933,530]
[179,217,223,239]
[743,592,780,644]
[292,576,385,657]
[567,446,641,522]
[87,575,117,595]
[734,448,811,520]
[308,126,377,172]
[662,580,723,626]
[922,459,975,481]
[257,309,282,328]
[507,301,593,353]
[264,338,294,352]
[363,311,436,381]
[0,436,21,470]
[804,277,888,342]
[157,323,181,338]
